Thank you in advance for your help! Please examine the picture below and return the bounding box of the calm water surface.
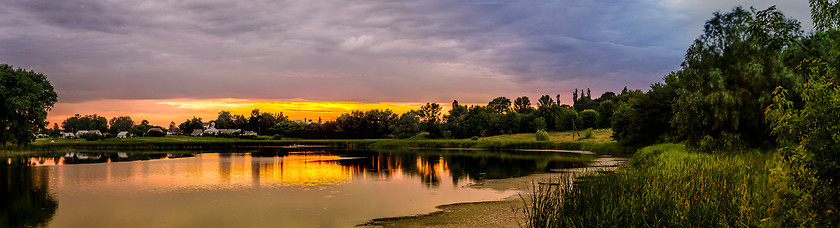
[1,149,592,227]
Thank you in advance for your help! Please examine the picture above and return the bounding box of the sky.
[0,0,815,126]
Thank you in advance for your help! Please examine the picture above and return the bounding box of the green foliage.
[579,109,599,129]
[513,96,533,114]
[524,144,790,227]
[809,0,840,31]
[215,110,234,129]
[108,116,134,134]
[763,28,840,225]
[537,95,554,107]
[146,129,166,137]
[178,117,204,136]
[470,136,479,141]
[393,111,421,139]
[672,6,797,148]
[695,131,746,154]
[0,64,57,146]
[610,81,675,147]
[271,134,283,140]
[81,133,105,141]
[531,117,546,131]
[62,114,108,133]
[595,100,614,128]
[582,128,593,139]
[535,130,549,141]
[488,97,512,114]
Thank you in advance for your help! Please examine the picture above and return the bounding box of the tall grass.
[524,143,792,227]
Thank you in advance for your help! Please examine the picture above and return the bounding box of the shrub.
[146,130,166,137]
[696,131,745,154]
[582,128,593,139]
[272,134,283,140]
[536,130,550,141]
[81,133,104,141]
[471,136,479,140]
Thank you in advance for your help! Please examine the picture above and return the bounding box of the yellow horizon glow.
[46,98,458,127]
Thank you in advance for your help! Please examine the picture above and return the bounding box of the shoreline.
[358,155,628,227]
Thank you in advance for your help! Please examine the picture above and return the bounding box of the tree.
[393,110,421,138]
[611,75,678,147]
[671,6,797,148]
[108,116,134,134]
[538,95,554,107]
[418,103,442,124]
[759,3,840,224]
[513,96,533,114]
[62,114,108,133]
[215,110,234,129]
[446,100,467,122]
[0,64,57,145]
[579,109,599,129]
[179,117,204,136]
[487,97,511,114]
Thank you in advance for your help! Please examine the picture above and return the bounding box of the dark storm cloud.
[0,0,813,103]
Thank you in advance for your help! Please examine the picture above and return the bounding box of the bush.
[582,128,593,139]
[146,130,166,137]
[471,136,479,140]
[239,135,257,140]
[696,131,745,154]
[536,130,550,141]
[81,133,105,141]
[272,134,283,140]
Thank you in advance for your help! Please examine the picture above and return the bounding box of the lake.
[1,148,593,227]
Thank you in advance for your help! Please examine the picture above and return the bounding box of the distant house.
[202,122,212,129]
[218,129,241,135]
[147,128,164,134]
[203,122,220,135]
[116,131,129,138]
[62,132,76,139]
[243,131,258,136]
[76,130,102,136]
[191,129,204,137]
[35,133,48,139]
[167,127,181,135]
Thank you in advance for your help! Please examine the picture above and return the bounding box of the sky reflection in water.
[2,149,591,227]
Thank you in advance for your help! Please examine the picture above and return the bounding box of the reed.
[523,143,791,227]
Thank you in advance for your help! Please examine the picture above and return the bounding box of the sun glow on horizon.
[46,98,447,127]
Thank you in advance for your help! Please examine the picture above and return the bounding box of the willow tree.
[671,6,798,148]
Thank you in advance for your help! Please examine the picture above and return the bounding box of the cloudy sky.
[0,0,814,125]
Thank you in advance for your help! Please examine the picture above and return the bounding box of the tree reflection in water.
[0,158,58,227]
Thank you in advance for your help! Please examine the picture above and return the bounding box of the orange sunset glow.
[46,98,450,127]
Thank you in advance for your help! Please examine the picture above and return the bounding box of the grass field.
[481,128,613,143]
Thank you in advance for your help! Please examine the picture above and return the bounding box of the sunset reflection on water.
[3,149,592,227]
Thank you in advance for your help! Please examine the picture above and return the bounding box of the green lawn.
[481,128,614,144]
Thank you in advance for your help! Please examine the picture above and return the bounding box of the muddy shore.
[359,155,627,227]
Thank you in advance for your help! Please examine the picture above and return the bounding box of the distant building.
[147,128,164,133]
[191,129,204,137]
[62,132,76,139]
[243,131,258,136]
[116,131,129,138]
[76,130,102,136]
[218,129,241,135]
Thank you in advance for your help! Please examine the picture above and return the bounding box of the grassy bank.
[6,130,628,152]
[524,143,793,227]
